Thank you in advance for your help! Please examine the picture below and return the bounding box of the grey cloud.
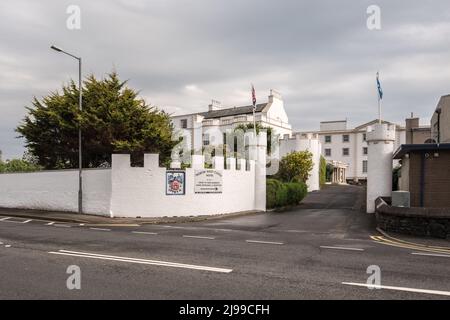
[1,0,450,159]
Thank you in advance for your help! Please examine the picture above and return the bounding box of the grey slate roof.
[201,103,267,119]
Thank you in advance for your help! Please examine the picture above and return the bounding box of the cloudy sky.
[1,0,450,159]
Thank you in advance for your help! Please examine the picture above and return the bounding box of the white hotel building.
[171,90,292,151]
[298,119,406,182]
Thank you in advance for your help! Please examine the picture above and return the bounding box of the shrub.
[267,179,282,209]
[0,159,42,173]
[285,182,307,205]
[319,156,327,188]
[266,179,307,209]
[278,151,314,183]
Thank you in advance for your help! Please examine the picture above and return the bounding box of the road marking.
[53,224,71,228]
[371,235,450,254]
[342,282,450,297]
[79,223,85,226]
[46,222,55,226]
[246,240,284,245]
[183,235,216,240]
[320,246,364,252]
[4,245,11,248]
[132,231,158,235]
[375,228,450,251]
[89,227,111,231]
[0,218,32,224]
[48,250,233,273]
[411,252,450,258]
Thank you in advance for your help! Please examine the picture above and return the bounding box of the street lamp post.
[51,45,83,214]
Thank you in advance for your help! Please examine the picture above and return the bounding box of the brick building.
[395,144,450,208]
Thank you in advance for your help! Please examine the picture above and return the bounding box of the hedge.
[266,179,307,209]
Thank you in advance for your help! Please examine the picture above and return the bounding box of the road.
[0,185,449,299]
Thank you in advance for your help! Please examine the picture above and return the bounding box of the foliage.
[278,151,314,183]
[233,123,277,155]
[16,72,178,169]
[319,155,327,188]
[0,159,42,173]
[266,178,307,209]
[326,163,334,182]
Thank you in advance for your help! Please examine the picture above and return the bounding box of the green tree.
[278,151,314,183]
[16,72,177,169]
[319,155,327,188]
[0,158,42,173]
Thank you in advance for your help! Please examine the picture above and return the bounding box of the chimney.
[208,99,221,111]
[405,116,420,144]
[268,89,282,103]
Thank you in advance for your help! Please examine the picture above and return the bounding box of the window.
[180,119,187,129]
[325,135,332,143]
[202,133,210,146]
[362,160,368,173]
[363,133,367,142]
[342,148,349,156]
[325,148,331,157]
[343,134,349,142]
[363,147,368,155]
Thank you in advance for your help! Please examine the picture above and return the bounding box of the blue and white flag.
[376,72,383,100]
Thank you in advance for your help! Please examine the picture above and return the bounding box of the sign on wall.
[194,170,223,194]
[166,171,186,195]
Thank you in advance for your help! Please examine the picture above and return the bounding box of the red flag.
[251,84,256,109]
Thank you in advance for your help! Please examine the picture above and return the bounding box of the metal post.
[78,57,83,214]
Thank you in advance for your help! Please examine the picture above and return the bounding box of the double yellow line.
[371,230,450,255]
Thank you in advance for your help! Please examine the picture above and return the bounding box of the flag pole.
[378,96,381,124]
[251,84,257,137]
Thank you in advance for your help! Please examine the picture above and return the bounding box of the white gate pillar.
[366,123,396,213]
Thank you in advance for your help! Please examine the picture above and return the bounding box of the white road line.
[411,252,450,258]
[4,245,11,248]
[320,246,364,252]
[23,219,32,224]
[342,282,450,297]
[0,217,11,221]
[48,250,233,273]
[79,223,85,226]
[182,235,215,240]
[246,240,284,245]
[132,231,158,235]
[53,224,71,228]
[46,222,55,226]
[89,227,111,231]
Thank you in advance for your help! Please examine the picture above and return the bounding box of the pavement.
[0,184,449,299]
[0,207,261,226]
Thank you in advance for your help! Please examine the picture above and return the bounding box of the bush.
[266,179,307,209]
[0,159,42,173]
[319,156,327,188]
[267,179,282,209]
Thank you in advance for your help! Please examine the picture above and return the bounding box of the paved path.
[0,185,449,299]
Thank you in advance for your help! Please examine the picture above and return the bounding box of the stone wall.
[375,197,450,239]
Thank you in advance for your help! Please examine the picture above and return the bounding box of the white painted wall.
[366,124,396,213]
[110,153,258,218]
[0,169,111,215]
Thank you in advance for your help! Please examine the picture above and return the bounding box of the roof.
[201,103,267,119]
[393,143,450,159]
[354,119,402,131]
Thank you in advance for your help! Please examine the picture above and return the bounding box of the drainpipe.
[435,107,442,144]
[420,152,426,207]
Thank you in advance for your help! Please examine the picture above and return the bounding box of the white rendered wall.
[279,133,322,191]
[0,169,111,215]
[366,124,396,213]
[109,154,258,217]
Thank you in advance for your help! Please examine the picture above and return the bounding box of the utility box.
[392,191,410,208]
